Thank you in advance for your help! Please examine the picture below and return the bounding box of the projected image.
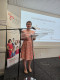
[21,10,60,42]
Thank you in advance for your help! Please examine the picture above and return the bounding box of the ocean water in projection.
[21,10,60,42]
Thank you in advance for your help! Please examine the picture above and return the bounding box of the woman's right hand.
[10,49,12,51]
[26,36,29,40]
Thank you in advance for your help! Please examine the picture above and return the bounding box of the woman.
[21,21,36,74]
[7,39,13,58]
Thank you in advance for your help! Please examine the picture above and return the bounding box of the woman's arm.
[7,45,12,51]
[21,32,27,40]
[7,46,9,50]
[21,31,29,40]
[21,36,28,40]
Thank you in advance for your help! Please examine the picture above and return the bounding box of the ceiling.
[7,0,60,15]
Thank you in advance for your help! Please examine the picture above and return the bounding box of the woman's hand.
[26,34,31,40]
[25,36,29,40]
[10,49,12,51]
[33,38,36,40]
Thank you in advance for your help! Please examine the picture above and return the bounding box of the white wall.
[8,0,60,15]
[0,0,7,20]
[0,0,7,75]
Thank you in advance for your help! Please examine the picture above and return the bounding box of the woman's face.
[15,41,17,45]
[26,23,32,29]
[10,40,11,43]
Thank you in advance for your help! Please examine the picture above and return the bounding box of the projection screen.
[21,10,60,42]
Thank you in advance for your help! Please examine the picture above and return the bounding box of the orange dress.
[21,30,35,60]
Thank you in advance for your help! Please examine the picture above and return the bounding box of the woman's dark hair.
[26,21,32,25]
[13,38,14,40]
[8,39,12,43]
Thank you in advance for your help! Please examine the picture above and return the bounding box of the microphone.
[31,27,36,30]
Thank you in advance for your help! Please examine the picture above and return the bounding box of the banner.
[7,54,19,68]
[7,11,20,68]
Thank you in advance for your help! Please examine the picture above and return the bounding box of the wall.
[0,0,7,75]
[0,0,7,20]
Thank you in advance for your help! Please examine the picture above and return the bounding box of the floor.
[0,57,60,80]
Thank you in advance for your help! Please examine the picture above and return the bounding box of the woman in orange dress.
[21,21,36,74]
